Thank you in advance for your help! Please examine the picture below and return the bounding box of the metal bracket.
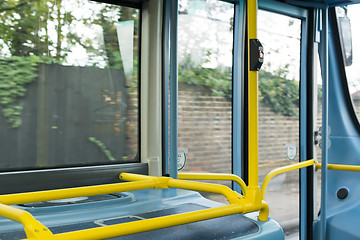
[314,126,331,148]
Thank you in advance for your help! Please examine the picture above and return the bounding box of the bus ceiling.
[115,0,360,7]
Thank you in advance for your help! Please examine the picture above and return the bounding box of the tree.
[178,56,300,116]
[0,0,48,57]
[0,0,141,128]
[259,69,299,116]
[0,0,121,65]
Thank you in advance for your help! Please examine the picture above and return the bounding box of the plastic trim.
[0,163,148,194]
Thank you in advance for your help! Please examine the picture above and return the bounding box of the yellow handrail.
[257,159,316,218]
[121,173,271,221]
[120,173,269,222]
[2,161,359,240]
[316,163,360,172]
[0,204,54,240]
[119,173,248,206]
[257,160,360,217]
[260,159,315,201]
[54,204,248,240]
[178,172,248,196]
[0,172,267,240]
[0,181,156,205]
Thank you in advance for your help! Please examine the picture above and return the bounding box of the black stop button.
[250,39,264,71]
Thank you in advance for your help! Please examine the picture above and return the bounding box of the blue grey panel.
[0,163,147,194]
[0,203,259,240]
[110,204,259,240]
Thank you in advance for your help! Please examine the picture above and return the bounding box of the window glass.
[0,0,139,170]
[337,5,360,119]
[177,0,234,189]
[258,10,301,239]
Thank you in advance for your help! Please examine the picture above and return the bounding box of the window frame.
[0,0,145,194]
[163,0,237,178]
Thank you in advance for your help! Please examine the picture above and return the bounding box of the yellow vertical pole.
[247,0,259,189]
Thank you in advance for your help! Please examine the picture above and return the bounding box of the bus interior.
[0,0,360,239]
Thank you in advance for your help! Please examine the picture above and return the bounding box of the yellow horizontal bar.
[119,172,157,181]
[120,173,243,204]
[316,163,360,172]
[10,161,359,240]
[121,173,269,222]
[0,181,156,205]
[260,159,315,201]
[177,172,247,196]
[0,172,268,240]
[54,173,268,238]
[54,204,248,240]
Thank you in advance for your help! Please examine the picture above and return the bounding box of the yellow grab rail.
[257,160,360,217]
[2,161,359,239]
[119,173,249,206]
[260,159,316,201]
[316,163,360,172]
[120,173,269,222]
[0,204,54,240]
[54,204,250,240]
[0,172,268,240]
[178,172,248,196]
[0,181,156,205]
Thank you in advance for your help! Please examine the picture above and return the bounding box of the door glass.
[177,0,234,198]
[315,47,322,217]
[258,10,301,239]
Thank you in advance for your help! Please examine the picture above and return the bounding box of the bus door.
[255,2,310,239]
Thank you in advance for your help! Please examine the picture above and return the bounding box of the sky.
[178,0,302,81]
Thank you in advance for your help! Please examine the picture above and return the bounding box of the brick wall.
[127,84,360,179]
[126,91,139,160]
[178,86,232,174]
[258,104,300,180]
[177,84,301,179]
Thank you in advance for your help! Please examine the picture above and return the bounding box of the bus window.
[338,5,360,122]
[257,9,301,238]
[0,0,140,171]
[177,0,234,194]
[315,45,322,217]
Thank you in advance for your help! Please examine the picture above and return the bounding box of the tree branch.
[0,2,27,13]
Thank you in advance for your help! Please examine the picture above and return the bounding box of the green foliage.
[178,56,232,98]
[178,57,300,116]
[0,0,130,66]
[0,56,39,127]
[0,0,65,58]
[88,137,116,161]
[259,69,299,116]
[0,1,141,128]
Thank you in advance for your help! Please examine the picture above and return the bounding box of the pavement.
[265,173,300,238]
